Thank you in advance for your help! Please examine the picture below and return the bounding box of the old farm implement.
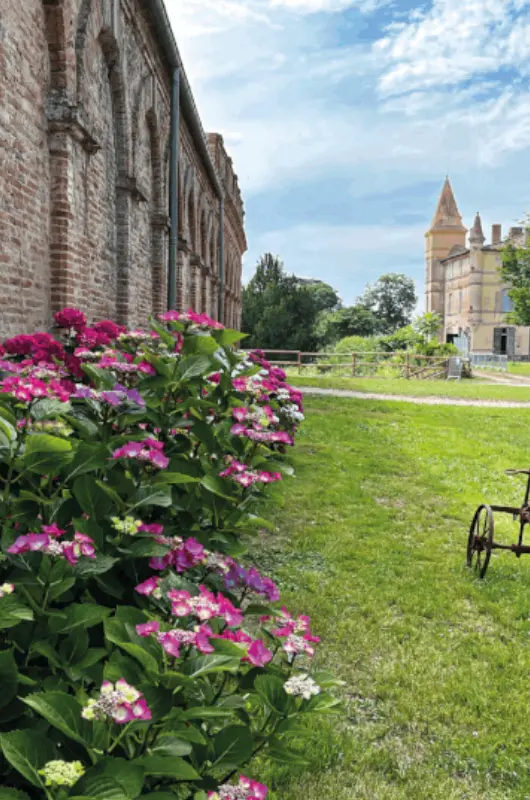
[467,469,530,578]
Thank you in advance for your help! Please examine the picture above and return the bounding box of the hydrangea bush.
[0,308,339,799]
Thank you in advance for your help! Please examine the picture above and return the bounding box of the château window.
[448,293,453,315]
[502,289,513,313]
[458,291,462,313]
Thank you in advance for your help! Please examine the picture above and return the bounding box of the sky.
[167,0,530,308]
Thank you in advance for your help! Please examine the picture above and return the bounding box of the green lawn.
[508,361,530,377]
[288,374,530,401]
[257,396,530,799]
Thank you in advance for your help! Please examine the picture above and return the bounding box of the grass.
[508,361,530,377]
[256,395,530,799]
[286,373,530,401]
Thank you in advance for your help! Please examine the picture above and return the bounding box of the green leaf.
[75,758,145,799]
[0,651,17,710]
[23,433,73,473]
[0,596,34,629]
[49,604,111,634]
[136,755,200,780]
[255,675,290,715]
[152,737,193,757]
[180,654,240,679]
[0,790,32,799]
[154,472,200,485]
[200,475,235,501]
[0,416,16,443]
[30,641,61,670]
[212,725,253,769]
[104,618,160,672]
[22,692,93,749]
[0,730,55,788]
[267,739,310,766]
[31,398,72,420]
[178,355,212,381]
[69,779,127,799]
[73,475,114,518]
[67,442,110,479]
[216,328,247,347]
[130,485,173,509]
[179,706,235,721]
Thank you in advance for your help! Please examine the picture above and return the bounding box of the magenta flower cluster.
[208,775,268,800]
[159,308,224,330]
[167,585,243,627]
[220,459,282,488]
[8,525,96,566]
[112,438,169,469]
[81,679,151,724]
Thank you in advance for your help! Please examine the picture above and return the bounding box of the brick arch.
[199,206,208,264]
[75,1,132,324]
[186,184,197,253]
[42,0,74,94]
[146,109,165,314]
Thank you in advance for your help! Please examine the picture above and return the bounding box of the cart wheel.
[467,504,494,579]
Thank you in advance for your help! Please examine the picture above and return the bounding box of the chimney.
[492,224,502,245]
[509,226,523,243]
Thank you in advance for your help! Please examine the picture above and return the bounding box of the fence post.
[405,352,410,380]
[352,352,356,377]
[297,352,302,375]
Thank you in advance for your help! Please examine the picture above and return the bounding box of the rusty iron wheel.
[467,504,494,579]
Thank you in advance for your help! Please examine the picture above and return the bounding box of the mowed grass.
[288,374,530,401]
[256,396,530,799]
[508,361,530,377]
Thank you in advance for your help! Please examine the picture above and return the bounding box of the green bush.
[0,310,339,799]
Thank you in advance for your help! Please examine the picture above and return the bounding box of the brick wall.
[0,0,246,337]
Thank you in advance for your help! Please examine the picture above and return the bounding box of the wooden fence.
[242,350,450,380]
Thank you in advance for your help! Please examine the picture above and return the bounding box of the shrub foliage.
[0,309,339,800]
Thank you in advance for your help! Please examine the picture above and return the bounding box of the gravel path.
[297,386,530,408]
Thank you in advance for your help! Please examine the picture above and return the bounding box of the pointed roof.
[469,211,485,245]
[430,177,466,230]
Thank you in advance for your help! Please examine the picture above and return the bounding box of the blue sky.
[168,0,530,308]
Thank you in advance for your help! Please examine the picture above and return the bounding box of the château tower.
[425,177,468,316]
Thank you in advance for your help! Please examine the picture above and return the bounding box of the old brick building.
[0,0,246,337]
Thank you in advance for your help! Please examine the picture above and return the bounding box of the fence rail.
[242,350,452,380]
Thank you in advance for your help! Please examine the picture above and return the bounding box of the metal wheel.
[467,504,494,579]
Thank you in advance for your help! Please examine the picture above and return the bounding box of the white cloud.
[376,0,530,97]
[167,0,530,301]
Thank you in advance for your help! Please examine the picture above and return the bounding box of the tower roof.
[430,177,466,231]
[469,211,485,245]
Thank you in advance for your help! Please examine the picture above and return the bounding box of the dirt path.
[297,386,530,408]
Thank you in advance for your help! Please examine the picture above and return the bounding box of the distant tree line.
[241,253,418,352]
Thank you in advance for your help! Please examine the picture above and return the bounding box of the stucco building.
[0,0,246,338]
[425,178,530,357]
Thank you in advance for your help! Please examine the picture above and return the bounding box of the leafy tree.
[301,280,341,314]
[413,311,442,343]
[242,254,320,351]
[360,273,417,334]
[316,305,378,347]
[501,227,530,324]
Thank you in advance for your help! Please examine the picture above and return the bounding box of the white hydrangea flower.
[284,674,321,700]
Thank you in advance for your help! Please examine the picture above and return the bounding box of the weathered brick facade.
[0,0,246,337]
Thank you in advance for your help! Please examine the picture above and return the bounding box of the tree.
[241,254,320,351]
[360,273,417,334]
[501,225,530,325]
[413,311,442,343]
[300,280,341,314]
[315,305,378,347]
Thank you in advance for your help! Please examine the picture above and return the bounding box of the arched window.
[502,289,514,313]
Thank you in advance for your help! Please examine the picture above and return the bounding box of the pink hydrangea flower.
[135,576,162,598]
[112,439,169,469]
[208,775,268,800]
[136,620,161,637]
[54,307,87,331]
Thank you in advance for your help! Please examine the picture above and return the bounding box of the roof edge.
[148,0,222,197]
